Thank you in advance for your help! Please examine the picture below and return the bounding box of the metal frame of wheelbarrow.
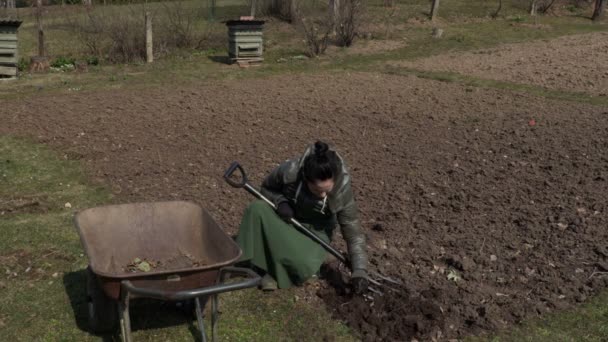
[223,161,402,295]
[118,266,259,342]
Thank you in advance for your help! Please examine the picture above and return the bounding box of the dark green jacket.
[260,144,368,277]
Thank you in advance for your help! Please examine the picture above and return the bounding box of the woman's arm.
[337,184,368,278]
[260,162,289,206]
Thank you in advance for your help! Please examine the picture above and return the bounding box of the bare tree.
[30,0,50,72]
[290,0,298,21]
[592,0,605,20]
[299,16,332,57]
[537,0,557,13]
[430,0,440,21]
[382,3,398,39]
[491,0,503,18]
[329,0,339,26]
[258,0,298,22]
[36,0,45,57]
[530,0,537,15]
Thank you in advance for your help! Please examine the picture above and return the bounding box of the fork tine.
[367,286,383,295]
[370,271,402,285]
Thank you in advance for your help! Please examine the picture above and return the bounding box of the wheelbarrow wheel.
[86,267,118,333]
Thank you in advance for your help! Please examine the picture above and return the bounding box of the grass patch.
[0,137,110,216]
[0,135,353,341]
[468,290,608,341]
[2,3,606,101]
[381,66,608,107]
[336,16,608,67]
[0,0,605,98]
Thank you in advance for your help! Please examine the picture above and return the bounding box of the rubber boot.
[260,273,278,291]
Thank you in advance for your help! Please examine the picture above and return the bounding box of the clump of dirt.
[0,196,49,216]
[317,262,445,341]
[123,253,207,273]
[320,285,445,341]
[124,257,161,273]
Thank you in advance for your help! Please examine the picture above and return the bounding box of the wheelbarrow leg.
[118,291,133,342]
[212,294,219,342]
[212,266,232,342]
[195,296,208,342]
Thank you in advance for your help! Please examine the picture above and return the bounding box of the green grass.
[2,1,606,103]
[380,66,608,107]
[468,290,608,342]
[0,136,354,341]
[336,16,608,66]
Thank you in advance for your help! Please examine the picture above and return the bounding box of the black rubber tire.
[86,267,119,334]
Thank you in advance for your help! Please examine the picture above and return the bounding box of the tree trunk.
[289,0,297,22]
[250,0,256,17]
[530,0,537,15]
[430,0,440,21]
[329,0,339,29]
[7,0,15,9]
[36,0,45,57]
[145,12,153,63]
[492,0,502,18]
[31,0,50,73]
[593,0,605,20]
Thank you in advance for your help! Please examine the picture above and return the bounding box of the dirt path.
[2,72,608,340]
[393,31,608,96]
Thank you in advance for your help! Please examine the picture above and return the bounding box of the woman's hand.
[276,201,294,221]
[352,276,369,295]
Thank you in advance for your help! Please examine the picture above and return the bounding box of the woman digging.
[235,141,369,294]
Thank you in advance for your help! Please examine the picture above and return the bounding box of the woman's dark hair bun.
[303,140,338,182]
[314,141,329,156]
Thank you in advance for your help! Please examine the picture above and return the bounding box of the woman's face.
[306,178,334,199]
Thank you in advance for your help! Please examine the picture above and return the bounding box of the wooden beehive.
[0,20,22,78]
[226,20,265,64]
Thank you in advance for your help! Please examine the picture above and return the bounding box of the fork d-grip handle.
[223,161,247,188]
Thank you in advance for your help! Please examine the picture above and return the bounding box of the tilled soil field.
[2,72,608,340]
[394,32,608,97]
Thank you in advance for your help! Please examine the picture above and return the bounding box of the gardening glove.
[351,275,369,295]
[276,201,294,222]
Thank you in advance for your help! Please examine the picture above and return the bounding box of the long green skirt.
[235,200,331,289]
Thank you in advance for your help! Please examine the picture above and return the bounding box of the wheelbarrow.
[74,201,261,342]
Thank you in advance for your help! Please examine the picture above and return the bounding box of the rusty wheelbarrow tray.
[74,201,260,342]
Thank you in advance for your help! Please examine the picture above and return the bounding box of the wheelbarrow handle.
[120,267,261,301]
[223,161,248,188]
